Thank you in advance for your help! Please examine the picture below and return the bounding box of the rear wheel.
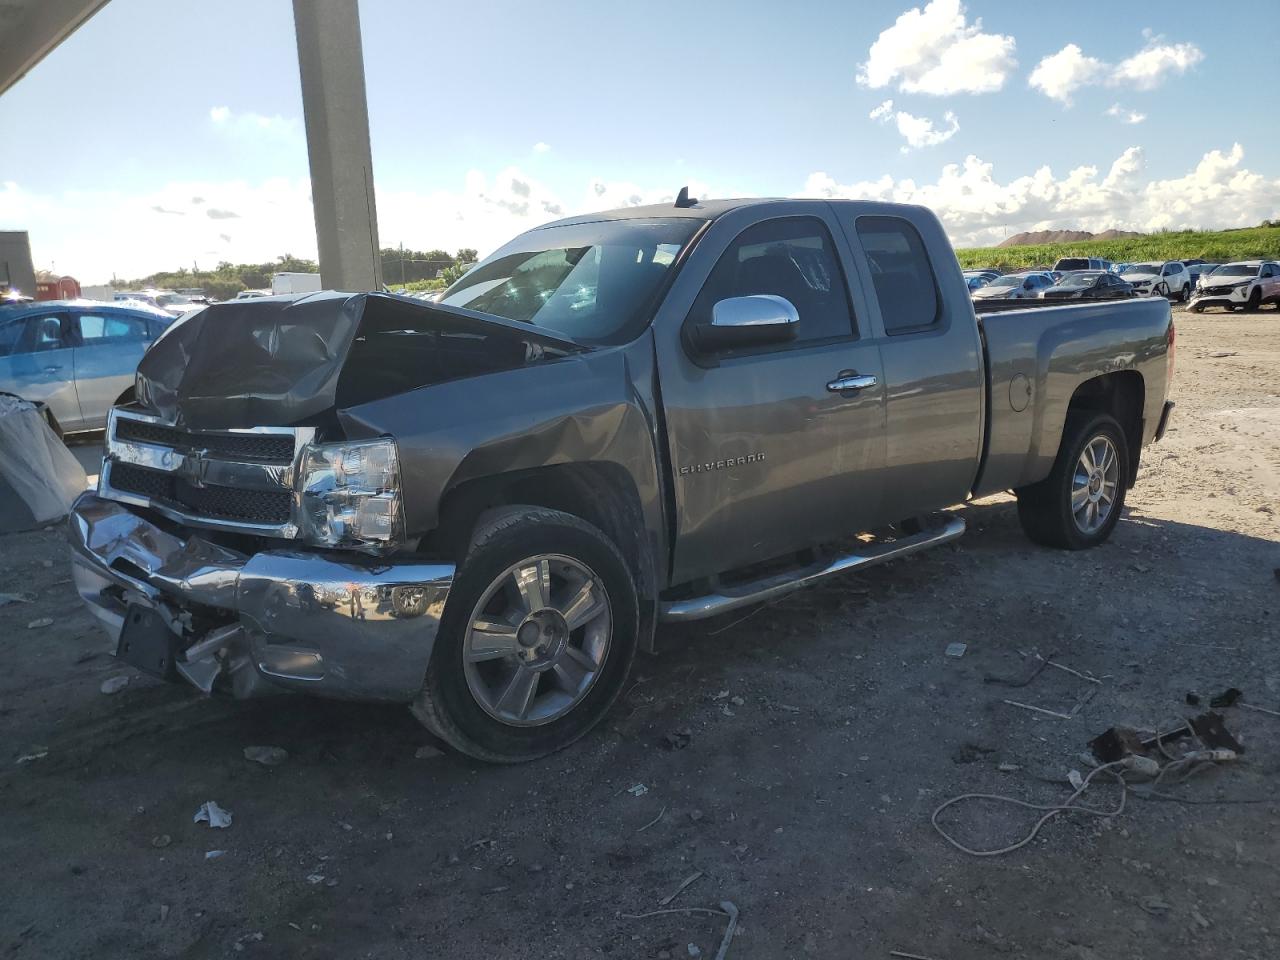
[412,507,637,763]
[1016,412,1129,550]
[1179,283,1191,302]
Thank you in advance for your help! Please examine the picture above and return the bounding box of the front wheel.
[1245,288,1262,312]
[412,506,638,763]
[1016,412,1129,550]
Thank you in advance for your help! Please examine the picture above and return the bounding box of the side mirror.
[691,294,799,351]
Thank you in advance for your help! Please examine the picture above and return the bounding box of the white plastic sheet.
[0,396,87,529]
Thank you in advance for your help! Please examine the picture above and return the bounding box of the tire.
[1189,302,1204,313]
[1180,284,1191,303]
[1245,288,1261,312]
[1015,412,1129,550]
[411,506,638,763]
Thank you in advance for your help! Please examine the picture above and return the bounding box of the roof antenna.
[674,186,698,208]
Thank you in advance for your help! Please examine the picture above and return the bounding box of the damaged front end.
[70,292,582,701]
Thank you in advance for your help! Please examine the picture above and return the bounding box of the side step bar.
[658,514,966,622]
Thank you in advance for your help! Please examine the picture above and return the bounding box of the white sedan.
[970,272,1055,300]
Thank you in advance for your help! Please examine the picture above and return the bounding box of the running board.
[658,514,966,622]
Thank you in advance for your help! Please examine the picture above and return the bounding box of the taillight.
[1166,319,1176,385]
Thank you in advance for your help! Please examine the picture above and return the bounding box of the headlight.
[297,438,403,549]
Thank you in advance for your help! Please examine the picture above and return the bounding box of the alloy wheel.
[462,554,612,726]
[1071,435,1119,534]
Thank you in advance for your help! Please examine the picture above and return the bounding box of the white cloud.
[532,142,551,153]
[1113,40,1204,89]
[869,99,959,151]
[857,0,1016,96]
[4,144,1275,281]
[0,177,316,281]
[1030,35,1204,104]
[1028,44,1107,104]
[1106,103,1147,124]
[208,105,301,140]
[801,143,1278,247]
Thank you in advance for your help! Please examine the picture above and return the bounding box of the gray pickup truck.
[69,196,1175,761]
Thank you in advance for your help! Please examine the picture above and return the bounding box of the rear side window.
[77,312,148,342]
[691,216,855,345]
[855,216,940,334]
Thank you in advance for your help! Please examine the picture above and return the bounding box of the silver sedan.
[0,300,175,433]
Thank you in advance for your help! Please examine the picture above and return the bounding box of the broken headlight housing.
[296,438,403,550]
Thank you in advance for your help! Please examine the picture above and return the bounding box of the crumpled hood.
[135,291,584,430]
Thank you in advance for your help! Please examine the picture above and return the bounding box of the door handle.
[827,374,877,393]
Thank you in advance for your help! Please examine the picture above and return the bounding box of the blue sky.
[1,0,1277,281]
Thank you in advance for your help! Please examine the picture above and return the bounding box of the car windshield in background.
[1056,259,1089,270]
[1210,264,1259,277]
[440,218,701,344]
[986,275,1022,288]
[1120,263,1161,275]
[1059,272,1103,287]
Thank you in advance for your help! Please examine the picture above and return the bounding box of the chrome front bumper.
[68,493,454,702]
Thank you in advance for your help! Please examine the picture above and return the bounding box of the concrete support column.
[292,0,382,291]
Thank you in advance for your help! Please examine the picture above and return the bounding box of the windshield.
[440,218,701,344]
[155,294,192,306]
[1210,264,1259,277]
[1059,272,1103,287]
[986,275,1022,288]
[1120,263,1161,275]
[1055,258,1089,270]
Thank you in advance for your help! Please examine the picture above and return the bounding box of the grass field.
[955,225,1280,270]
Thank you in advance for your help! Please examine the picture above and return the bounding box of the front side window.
[440,218,700,345]
[689,216,855,345]
[27,314,68,352]
[855,216,940,334]
[0,317,26,357]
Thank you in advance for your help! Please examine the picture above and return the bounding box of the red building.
[35,275,80,300]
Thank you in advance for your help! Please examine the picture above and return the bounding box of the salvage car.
[68,196,1176,761]
[1053,256,1114,273]
[0,299,173,433]
[1189,260,1280,312]
[1117,261,1192,301]
[1037,271,1134,300]
[970,271,1054,300]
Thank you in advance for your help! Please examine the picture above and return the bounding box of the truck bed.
[974,296,1173,497]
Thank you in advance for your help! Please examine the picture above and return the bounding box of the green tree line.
[113,248,478,300]
[956,225,1280,272]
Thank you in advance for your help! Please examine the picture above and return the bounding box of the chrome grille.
[110,463,294,525]
[113,418,295,462]
[100,409,313,537]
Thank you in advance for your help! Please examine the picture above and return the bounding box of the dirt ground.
[2,306,1278,960]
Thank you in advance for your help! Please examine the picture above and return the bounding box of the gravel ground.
[2,305,1278,960]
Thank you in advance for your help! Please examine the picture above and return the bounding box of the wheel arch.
[423,462,658,653]
[1064,371,1145,486]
